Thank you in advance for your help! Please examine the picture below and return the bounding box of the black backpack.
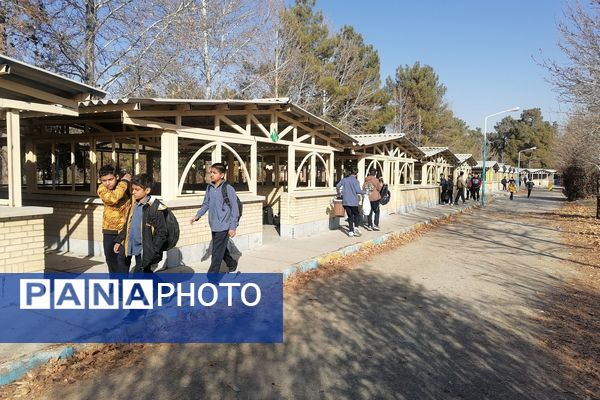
[379,183,391,205]
[221,181,243,222]
[151,200,180,251]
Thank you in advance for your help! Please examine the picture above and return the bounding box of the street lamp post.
[482,107,520,208]
[518,147,537,187]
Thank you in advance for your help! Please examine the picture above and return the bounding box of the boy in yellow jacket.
[97,165,131,273]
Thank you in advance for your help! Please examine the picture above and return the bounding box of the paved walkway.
[45,200,481,275]
[0,197,483,383]
[34,188,582,400]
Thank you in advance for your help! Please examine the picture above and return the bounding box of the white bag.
[362,195,371,215]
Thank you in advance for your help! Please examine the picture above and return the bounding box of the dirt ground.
[0,191,598,400]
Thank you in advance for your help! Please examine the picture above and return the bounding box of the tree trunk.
[200,0,212,98]
[0,1,8,54]
[84,0,98,85]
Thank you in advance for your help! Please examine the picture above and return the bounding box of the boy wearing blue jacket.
[190,163,240,273]
[336,167,365,237]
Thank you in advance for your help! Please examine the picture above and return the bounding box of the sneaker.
[228,263,238,273]
[354,227,361,235]
[348,231,355,237]
[373,226,380,231]
[365,226,372,231]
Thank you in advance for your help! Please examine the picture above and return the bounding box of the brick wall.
[279,192,335,225]
[0,216,45,272]
[26,198,263,257]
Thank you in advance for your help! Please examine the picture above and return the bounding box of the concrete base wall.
[28,196,264,268]
[0,216,46,272]
[278,185,441,239]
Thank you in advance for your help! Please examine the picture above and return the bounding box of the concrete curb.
[0,346,76,385]
[0,197,493,386]
[282,202,484,280]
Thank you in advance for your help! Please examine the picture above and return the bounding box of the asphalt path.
[43,189,579,400]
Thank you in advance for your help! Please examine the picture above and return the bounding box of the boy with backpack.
[508,177,517,200]
[97,165,131,273]
[114,173,168,273]
[445,177,454,204]
[336,167,365,237]
[470,174,481,201]
[439,174,447,205]
[363,169,383,231]
[465,174,472,200]
[526,179,535,198]
[190,163,241,274]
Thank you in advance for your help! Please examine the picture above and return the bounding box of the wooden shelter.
[0,54,106,272]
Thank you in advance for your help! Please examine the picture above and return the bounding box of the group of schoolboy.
[439,171,482,206]
[97,163,239,274]
[335,168,385,238]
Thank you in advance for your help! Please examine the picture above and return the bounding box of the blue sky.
[315,0,570,130]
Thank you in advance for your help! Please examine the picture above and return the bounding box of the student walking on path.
[115,173,167,273]
[439,174,448,205]
[501,176,508,191]
[465,174,472,200]
[508,177,517,200]
[454,171,467,205]
[363,169,383,231]
[336,168,365,237]
[445,178,454,205]
[97,165,131,273]
[526,179,535,198]
[190,163,240,274]
[470,174,481,201]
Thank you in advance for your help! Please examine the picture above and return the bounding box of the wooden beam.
[220,115,247,135]
[250,115,270,138]
[0,79,79,109]
[277,112,345,149]
[0,99,78,116]
[79,103,140,114]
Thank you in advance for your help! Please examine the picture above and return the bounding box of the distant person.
[336,167,365,237]
[454,171,466,205]
[115,173,167,273]
[363,169,383,231]
[470,174,481,201]
[523,176,528,186]
[439,174,448,205]
[465,174,472,200]
[526,179,535,198]
[446,177,454,205]
[508,177,517,200]
[190,163,240,274]
[501,176,507,191]
[97,165,131,273]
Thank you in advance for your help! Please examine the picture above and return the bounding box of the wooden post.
[287,145,296,192]
[6,109,22,206]
[358,158,366,182]
[160,130,178,200]
[250,140,257,193]
[310,152,317,188]
[90,139,97,194]
[328,152,335,187]
[274,155,280,186]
